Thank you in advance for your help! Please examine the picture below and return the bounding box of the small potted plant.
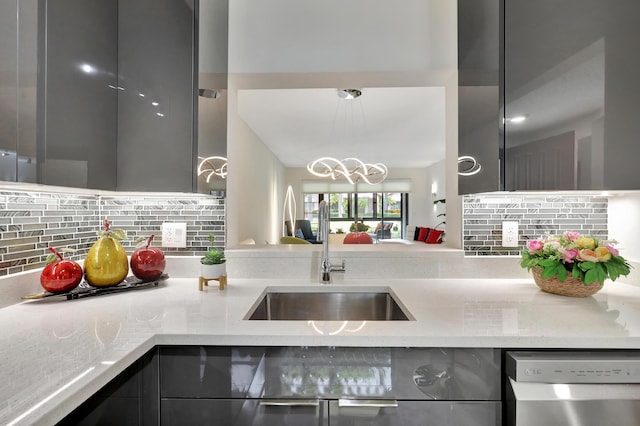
[200,233,226,279]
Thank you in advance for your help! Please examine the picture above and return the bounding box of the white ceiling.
[237,87,446,168]
[222,0,457,170]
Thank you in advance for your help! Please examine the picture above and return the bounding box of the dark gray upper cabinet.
[460,0,640,193]
[1,0,197,192]
[41,0,119,190]
[0,0,38,183]
[457,0,501,195]
[504,0,640,191]
[116,0,197,192]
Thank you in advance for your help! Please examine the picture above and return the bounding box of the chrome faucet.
[317,200,346,284]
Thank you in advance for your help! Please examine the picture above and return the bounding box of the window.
[303,191,407,239]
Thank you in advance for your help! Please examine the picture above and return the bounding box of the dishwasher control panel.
[506,351,640,383]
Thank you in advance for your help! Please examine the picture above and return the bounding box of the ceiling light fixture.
[307,157,388,185]
[458,155,482,176]
[197,156,228,181]
[337,88,362,100]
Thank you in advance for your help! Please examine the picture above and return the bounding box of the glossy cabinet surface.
[159,346,501,401]
[457,0,501,195]
[329,400,500,426]
[459,0,640,192]
[60,346,501,425]
[58,348,159,426]
[161,399,326,426]
[2,0,196,192]
[0,0,38,183]
[159,346,501,425]
[504,0,640,190]
[42,0,119,189]
[116,0,196,192]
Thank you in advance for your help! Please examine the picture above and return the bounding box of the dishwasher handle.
[509,377,640,401]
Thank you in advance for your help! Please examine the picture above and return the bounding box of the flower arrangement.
[521,231,631,285]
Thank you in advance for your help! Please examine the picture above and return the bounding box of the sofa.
[285,219,321,244]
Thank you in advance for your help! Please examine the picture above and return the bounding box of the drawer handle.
[260,399,320,407]
[338,399,398,408]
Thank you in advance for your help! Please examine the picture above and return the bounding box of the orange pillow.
[425,229,444,244]
[417,227,430,241]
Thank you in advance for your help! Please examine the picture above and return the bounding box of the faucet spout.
[317,200,346,284]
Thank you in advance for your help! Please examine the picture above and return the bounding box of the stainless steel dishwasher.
[505,351,640,426]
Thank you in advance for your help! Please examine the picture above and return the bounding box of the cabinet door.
[161,398,328,426]
[116,0,196,192]
[504,0,640,190]
[58,349,159,426]
[329,400,500,426]
[40,0,118,190]
[457,0,501,194]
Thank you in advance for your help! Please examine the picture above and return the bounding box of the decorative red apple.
[130,234,165,281]
[40,247,83,293]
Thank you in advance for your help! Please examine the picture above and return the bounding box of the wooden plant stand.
[198,275,227,291]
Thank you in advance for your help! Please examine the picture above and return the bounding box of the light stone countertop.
[1,275,640,425]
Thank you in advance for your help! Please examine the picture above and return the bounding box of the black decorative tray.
[22,274,169,301]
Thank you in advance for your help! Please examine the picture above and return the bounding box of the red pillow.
[417,227,430,241]
[425,229,444,244]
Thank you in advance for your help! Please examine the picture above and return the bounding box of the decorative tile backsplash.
[0,189,225,276]
[0,188,609,274]
[463,194,608,256]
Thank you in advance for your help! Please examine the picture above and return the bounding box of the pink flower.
[527,240,543,253]
[563,231,581,242]
[561,248,579,263]
[605,244,619,256]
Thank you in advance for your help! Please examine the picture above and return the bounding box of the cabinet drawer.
[329,400,501,426]
[160,398,327,426]
[159,346,501,400]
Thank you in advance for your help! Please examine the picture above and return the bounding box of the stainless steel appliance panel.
[506,351,640,426]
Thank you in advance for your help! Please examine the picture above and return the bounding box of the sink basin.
[246,288,411,321]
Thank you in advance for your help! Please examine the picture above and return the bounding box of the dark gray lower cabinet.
[159,346,501,426]
[57,348,159,425]
[161,399,325,426]
[159,398,500,426]
[330,400,500,426]
[59,346,501,425]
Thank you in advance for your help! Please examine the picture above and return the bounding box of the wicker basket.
[532,267,604,297]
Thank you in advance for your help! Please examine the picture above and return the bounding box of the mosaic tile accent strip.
[463,194,608,256]
[0,190,225,276]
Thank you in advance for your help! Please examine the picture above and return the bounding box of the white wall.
[228,0,456,74]
[609,193,640,262]
[226,81,287,246]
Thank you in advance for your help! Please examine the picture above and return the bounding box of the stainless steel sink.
[246,289,411,321]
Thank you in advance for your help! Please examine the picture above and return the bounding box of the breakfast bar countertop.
[1,276,640,425]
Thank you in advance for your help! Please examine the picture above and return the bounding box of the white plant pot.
[200,263,226,279]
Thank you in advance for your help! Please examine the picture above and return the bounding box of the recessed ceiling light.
[79,63,97,74]
[507,115,527,124]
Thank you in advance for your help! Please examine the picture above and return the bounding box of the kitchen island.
[1,275,640,425]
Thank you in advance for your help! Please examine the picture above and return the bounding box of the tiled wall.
[463,194,608,256]
[0,189,225,276]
